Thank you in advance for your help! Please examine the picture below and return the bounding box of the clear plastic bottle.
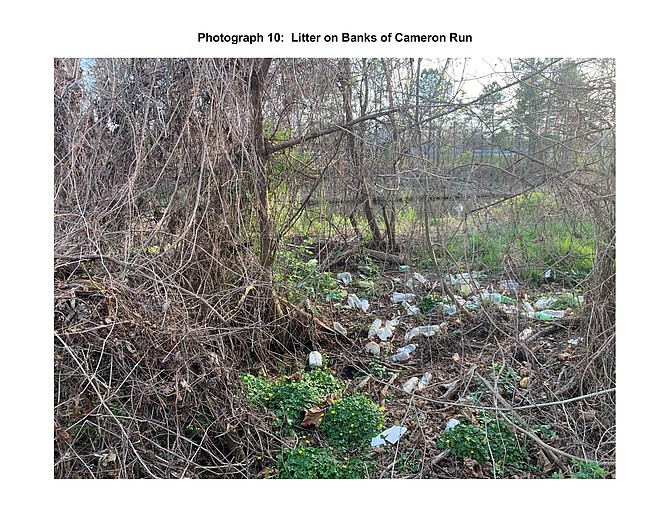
[416,372,432,390]
[390,351,411,362]
[395,344,417,355]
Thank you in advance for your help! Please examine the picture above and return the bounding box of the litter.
[391,344,417,362]
[535,296,556,310]
[364,342,380,355]
[371,425,407,447]
[308,351,322,368]
[369,318,399,341]
[402,301,421,316]
[416,372,432,390]
[402,376,420,393]
[336,272,352,285]
[499,279,520,294]
[333,322,348,336]
[445,418,460,432]
[413,272,427,284]
[392,292,416,303]
[368,319,383,338]
[347,293,369,312]
[480,292,516,305]
[405,324,444,341]
[519,328,533,341]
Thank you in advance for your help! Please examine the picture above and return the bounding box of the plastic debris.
[499,279,520,294]
[402,301,421,316]
[445,418,460,432]
[535,296,556,310]
[371,425,408,447]
[347,293,369,312]
[398,265,410,271]
[325,290,346,302]
[333,322,348,335]
[368,318,383,338]
[522,300,535,316]
[369,318,398,341]
[405,324,444,341]
[542,309,565,318]
[416,372,432,390]
[519,328,533,341]
[391,344,417,362]
[308,351,323,368]
[533,311,555,321]
[392,292,416,303]
[413,272,427,284]
[402,376,420,393]
[364,342,380,355]
[336,272,352,285]
[480,292,516,305]
[443,305,457,316]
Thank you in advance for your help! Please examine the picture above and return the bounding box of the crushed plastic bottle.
[535,296,556,310]
[416,372,432,390]
[540,309,565,318]
[519,328,533,341]
[402,377,420,393]
[533,311,555,321]
[445,418,460,432]
[347,293,369,312]
[336,272,352,285]
[522,300,535,316]
[391,344,417,362]
[443,305,457,316]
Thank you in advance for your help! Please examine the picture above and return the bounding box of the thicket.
[54,58,615,478]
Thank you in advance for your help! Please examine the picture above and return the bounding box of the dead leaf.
[556,352,573,361]
[301,405,325,428]
[452,353,461,362]
[519,377,530,389]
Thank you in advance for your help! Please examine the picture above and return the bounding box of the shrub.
[436,411,532,475]
[320,394,385,448]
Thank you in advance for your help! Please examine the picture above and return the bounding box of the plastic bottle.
[416,372,432,390]
[533,311,555,321]
[308,351,323,368]
[541,309,565,318]
[522,300,535,315]
[368,318,383,338]
[481,292,516,305]
[403,377,420,393]
[395,344,417,355]
[391,351,411,362]
[392,292,416,303]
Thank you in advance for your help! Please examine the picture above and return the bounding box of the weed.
[436,411,533,475]
[567,459,608,479]
[274,247,339,303]
[240,369,344,431]
[321,394,385,448]
[276,443,377,479]
[477,362,519,395]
